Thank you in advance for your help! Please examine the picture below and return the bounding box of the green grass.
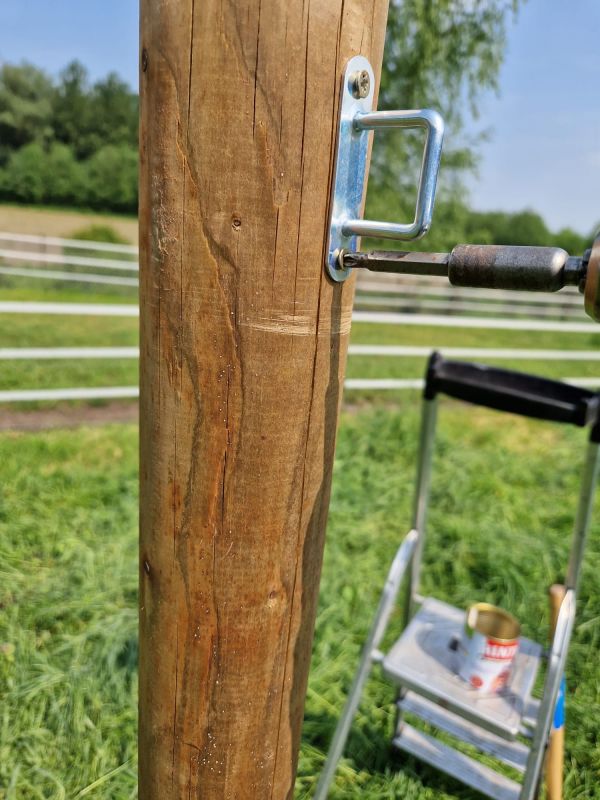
[350,321,600,351]
[346,354,600,381]
[346,322,600,401]
[0,425,138,798]
[300,407,600,798]
[1,405,599,798]
[0,201,137,220]
[0,278,138,402]
[0,205,137,244]
[0,277,137,306]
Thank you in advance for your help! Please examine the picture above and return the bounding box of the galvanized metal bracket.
[325,56,376,283]
[326,55,445,283]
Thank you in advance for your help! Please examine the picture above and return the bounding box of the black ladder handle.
[424,352,600,436]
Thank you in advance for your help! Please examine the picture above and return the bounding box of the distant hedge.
[0,142,137,213]
[0,61,138,214]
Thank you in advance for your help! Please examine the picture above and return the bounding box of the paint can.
[458,603,520,693]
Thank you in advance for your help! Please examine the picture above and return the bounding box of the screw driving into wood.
[351,69,371,98]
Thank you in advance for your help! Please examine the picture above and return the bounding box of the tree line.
[369,0,594,254]
[0,61,138,213]
[0,5,595,257]
[366,191,593,256]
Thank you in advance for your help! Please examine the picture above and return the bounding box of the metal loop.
[325,56,445,283]
[344,108,444,242]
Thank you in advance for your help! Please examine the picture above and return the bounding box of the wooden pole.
[546,583,567,800]
[138,1,389,797]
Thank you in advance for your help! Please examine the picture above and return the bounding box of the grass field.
[0,205,137,244]
[1,403,599,798]
[0,279,137,402]
[1,244,600,796]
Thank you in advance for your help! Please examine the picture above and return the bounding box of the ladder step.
[522,697,540,733]
[398,692,530,772]
[393,723,521,800]
[382,597,542,740]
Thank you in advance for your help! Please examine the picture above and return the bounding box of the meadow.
[1,386,600,798]
[0,205,137,244]
[1,231,600,797]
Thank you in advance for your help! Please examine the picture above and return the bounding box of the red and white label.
[458,630,519,694]
[483,638,519,662]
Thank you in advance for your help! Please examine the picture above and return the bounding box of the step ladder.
[314,353,600,800]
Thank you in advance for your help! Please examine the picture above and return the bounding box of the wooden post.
[139,1,389,797]
[546,584,567,800]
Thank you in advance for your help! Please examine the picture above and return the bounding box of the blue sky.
[465,1,600,235]
[0,0,598,235]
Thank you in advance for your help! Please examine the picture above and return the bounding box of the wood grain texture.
[139,1,389,797]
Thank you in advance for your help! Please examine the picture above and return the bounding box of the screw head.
[351,70,370,99]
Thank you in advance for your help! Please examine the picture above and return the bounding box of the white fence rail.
[4,376,600,404]
[0,232,138,255]
[3,345,600,363]
[0,301,139,316]
[0,233,586,306]
[345,377,600,391]
[0,266,138,287]
[0,232,598,404]
[348,346,600,361]
[0,300,595,330]
[0,232,139,287]
[0,248,139,272]
[355,294,584,320]
[0,387,139,403]
[0,347,139,360]
[352,311,596,333]
[0,234,588,321]
[355,280,583,307]
[353,269,586,322]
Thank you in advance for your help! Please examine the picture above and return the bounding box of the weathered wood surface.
[139,1,389,797]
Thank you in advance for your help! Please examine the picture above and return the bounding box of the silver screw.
[351,70,370,99]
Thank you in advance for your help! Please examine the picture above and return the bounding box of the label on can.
[458,630,518,692]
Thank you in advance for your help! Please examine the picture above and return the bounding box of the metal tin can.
[458,603,520,693]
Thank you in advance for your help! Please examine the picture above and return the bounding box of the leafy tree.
[0,141,85,206]
[52,61,95,159]
[368,0,522,245]
[88,73,138,154]
[0,60,138,212]
[69,224,129,244]
[43,143,86,206]
[500,210,551,245]
[553,227,588,255]
[52,61,92,157]
[85,144,138,213]
[0,142,46,203]
[0,62,54,162]
[464,209,550,246]
[381,1,520,130]
[52,62,138,159]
